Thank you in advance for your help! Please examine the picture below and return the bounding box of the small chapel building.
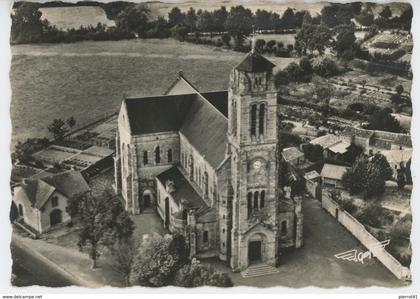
[114,49,303,272]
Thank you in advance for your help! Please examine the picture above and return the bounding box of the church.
[114,47,303,272]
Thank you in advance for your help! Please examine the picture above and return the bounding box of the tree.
[284,62,305,83]
[115,5,150,37]
[11,2,47,44]
[255,39,266,53]
[213,6,228,32]
[342,155,368,195]
[168,7,185,28]
[312,56,339,77]
[185,7,197,33]
[379,6,392,19]
[294,24,332,56]
[303,143,323,162]
[370,153,393,181]
[171,24,189,41]
[78,193,114,268]
[221,33,231,46]
[255,9,272,30]
[334,25,356,58]
[282,7,296,29]
[12,138,49,163]
[67,116,76,130]
[110,236,136,286]
[355,10,374,27]
[173,258,233,287]
[299,56,312,74]
[130,233,186,287]
[48,118,68,140]
[368,108,402,133]
[302,11,312,26]
[397,169,406,190]
[225,6,253,48]
[196,11,213,34]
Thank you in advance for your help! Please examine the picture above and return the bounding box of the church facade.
[114,49,303,271]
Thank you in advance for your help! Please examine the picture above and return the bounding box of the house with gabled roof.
[11,171,90,234]
[114,49,303,273]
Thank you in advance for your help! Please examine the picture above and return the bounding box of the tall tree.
[342,155,368,195]
[213,6,228,32]
[185,7,197,33]
[168,7,185,28]
[11,2,47,44]
[115,5,150,36]
[334,25,356,58]
[78,193,114,269]
[368,108,402,133]
[47,118,68,140]
[225,6,253,47]
[295,24,332,55]
[196,11,213,34]
[282,7,296,29]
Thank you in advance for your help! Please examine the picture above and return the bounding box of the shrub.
[311,56,339,77]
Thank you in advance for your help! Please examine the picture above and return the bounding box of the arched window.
[259,103,265,136]
[155,146,160,164]
[254,191,259,209]
[250,104,257,137]
[247,192,252,218]
[260,190,265,208]
[281,220,288,237]
[167,149,172,163]
[143,151,148,165]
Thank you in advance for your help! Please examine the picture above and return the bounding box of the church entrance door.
[248,241,262,263]
[143,194,151,209]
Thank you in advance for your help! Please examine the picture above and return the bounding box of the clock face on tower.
[253,160,262,170]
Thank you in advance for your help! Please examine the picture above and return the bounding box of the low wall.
[322,196,411,281]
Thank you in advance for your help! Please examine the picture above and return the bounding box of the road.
[11,240,72,287]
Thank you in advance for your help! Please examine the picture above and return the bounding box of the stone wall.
[322,196,411,280]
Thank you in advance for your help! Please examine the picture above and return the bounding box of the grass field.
[10,39,263,146]
[39,6,115,30]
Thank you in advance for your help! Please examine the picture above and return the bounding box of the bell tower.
[228,46,280,271]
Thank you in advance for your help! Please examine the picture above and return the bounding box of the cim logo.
[334,240,390,264]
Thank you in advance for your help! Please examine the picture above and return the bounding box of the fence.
[322,195,411,281]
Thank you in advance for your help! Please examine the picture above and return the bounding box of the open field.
[10,39,248,146]
[39,6,115,30]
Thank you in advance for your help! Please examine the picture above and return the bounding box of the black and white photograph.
[1,0,418,295]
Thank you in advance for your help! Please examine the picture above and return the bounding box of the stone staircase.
[240,263,280,278]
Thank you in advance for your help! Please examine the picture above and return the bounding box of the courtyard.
[203,197,406,288]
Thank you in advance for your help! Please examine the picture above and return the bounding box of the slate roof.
[200,91,228,117]
[17,171,90,209]
[320,164,349,181]
[235,52,276,73]
[180,93,228,168]
[156,167,208,210]
[304,170,320,181]
[124,79,229,169]
[124,94,195,135]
